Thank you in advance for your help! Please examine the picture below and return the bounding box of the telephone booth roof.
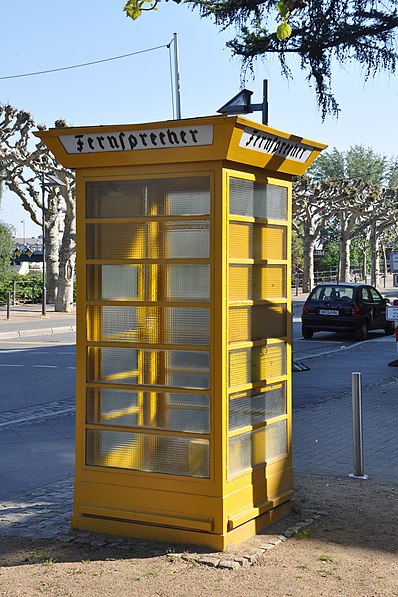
[35,114,327,176]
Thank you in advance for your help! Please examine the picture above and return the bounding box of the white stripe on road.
[33,365,58,369]
[0,364,24,367]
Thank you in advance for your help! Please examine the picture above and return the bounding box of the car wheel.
[355,321,368,341]
[385,321,395,336]
[302,325,314,339]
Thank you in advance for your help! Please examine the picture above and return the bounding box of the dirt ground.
[0,474,397,597]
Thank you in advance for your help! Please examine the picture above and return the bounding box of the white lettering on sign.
[240,127,314,163]
[59,125,213,154]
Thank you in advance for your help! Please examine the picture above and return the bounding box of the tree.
[309,146,398,284]
[123,0,398,118]
[0,221,13,272]
[292,175,338,291]
[0,105,76,312]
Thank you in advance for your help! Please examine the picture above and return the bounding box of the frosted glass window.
[167,265,210,300]
[87,347,210,389]
[229,178,254,217]
[87,430,209,477]
[168,190,210,215]
[229,265,287,301]
[229,304,286,342]
[228,420,288,476]
[86,265,139,301]
[229,343,287,388]
[165,221,210,258]
[87,305,210,345]
[87,264,210,302]
[86,222,147,260]
[87,221,210,260]
[229,177,287,220]
[229,383,286,430]
[86,177,210,218]
[229,222,287,261]
[87,388,210,433]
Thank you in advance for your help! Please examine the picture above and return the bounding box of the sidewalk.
[0,304,76,338]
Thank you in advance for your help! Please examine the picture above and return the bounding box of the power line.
[0,43,170,81]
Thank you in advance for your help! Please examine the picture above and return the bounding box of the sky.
[1,1,398,237]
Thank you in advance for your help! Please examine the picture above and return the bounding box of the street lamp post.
[21,220,25,245]
[41,174,46,315]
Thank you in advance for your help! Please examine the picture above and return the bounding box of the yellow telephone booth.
[36,116,326,550]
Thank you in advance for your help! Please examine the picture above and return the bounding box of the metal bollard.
[6,291,10,319]
[349,372,369,479]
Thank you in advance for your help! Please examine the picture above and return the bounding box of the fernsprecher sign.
[240,127,314,163]
[59,124,214,154]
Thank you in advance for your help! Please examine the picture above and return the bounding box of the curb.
[0,325,76,340]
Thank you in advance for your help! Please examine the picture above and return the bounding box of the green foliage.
[319,238,368,271]
[122,0,398,117]
[0,222,14,272]
[292,228,304,269]
[0,270,42,305]
[123,0,158,19]
[309,145,391,186]
[277,22,292,40]
[127,0,398,119]
[319,241,339,270]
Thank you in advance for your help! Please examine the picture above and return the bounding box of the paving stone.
[218,560,241,569]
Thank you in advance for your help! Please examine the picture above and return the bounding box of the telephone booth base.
[71,467,293,551]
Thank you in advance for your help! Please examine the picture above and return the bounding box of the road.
[0,332,75,412]
[0,322,397,499]
[1,323,395,417]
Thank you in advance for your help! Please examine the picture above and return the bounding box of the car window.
[360,287,372,302]
[309,286,354,301]
[369,287,383,302]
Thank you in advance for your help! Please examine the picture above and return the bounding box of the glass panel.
[86,177,210,218]
[254,224,287,261]
[87,388,210,433]
[167,265,210,300]
[87,305,209,345]
[86,222,147,260]
[87,265,139,301]
[229,222,287,261]
[86,221,210,260]
[229,383,286,430]
[168,190,210,215]
[229,178,287,221]
[254,184,287,220]
[229,178,253,217]
[87,430,209,477]
[228,419,288,476]
[229,343,287,387]
[165,221,210,258]
[87,347,210,389]
[229,222,253,259]
[87,264,210,302]
[229,265,287,301]
[228,304,286,342]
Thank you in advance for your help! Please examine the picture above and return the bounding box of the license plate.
[318,309,339,316]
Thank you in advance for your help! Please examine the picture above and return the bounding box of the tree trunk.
[370,223,379,286]
[302,234,315,292]
[362,250,367,283]
[46,214,60,304]
[55,193,75,312]
[338,235,351,282]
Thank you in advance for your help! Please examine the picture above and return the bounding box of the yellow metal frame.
[36,116,326,550]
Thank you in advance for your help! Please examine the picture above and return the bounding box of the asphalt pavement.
[0,297,397,542]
